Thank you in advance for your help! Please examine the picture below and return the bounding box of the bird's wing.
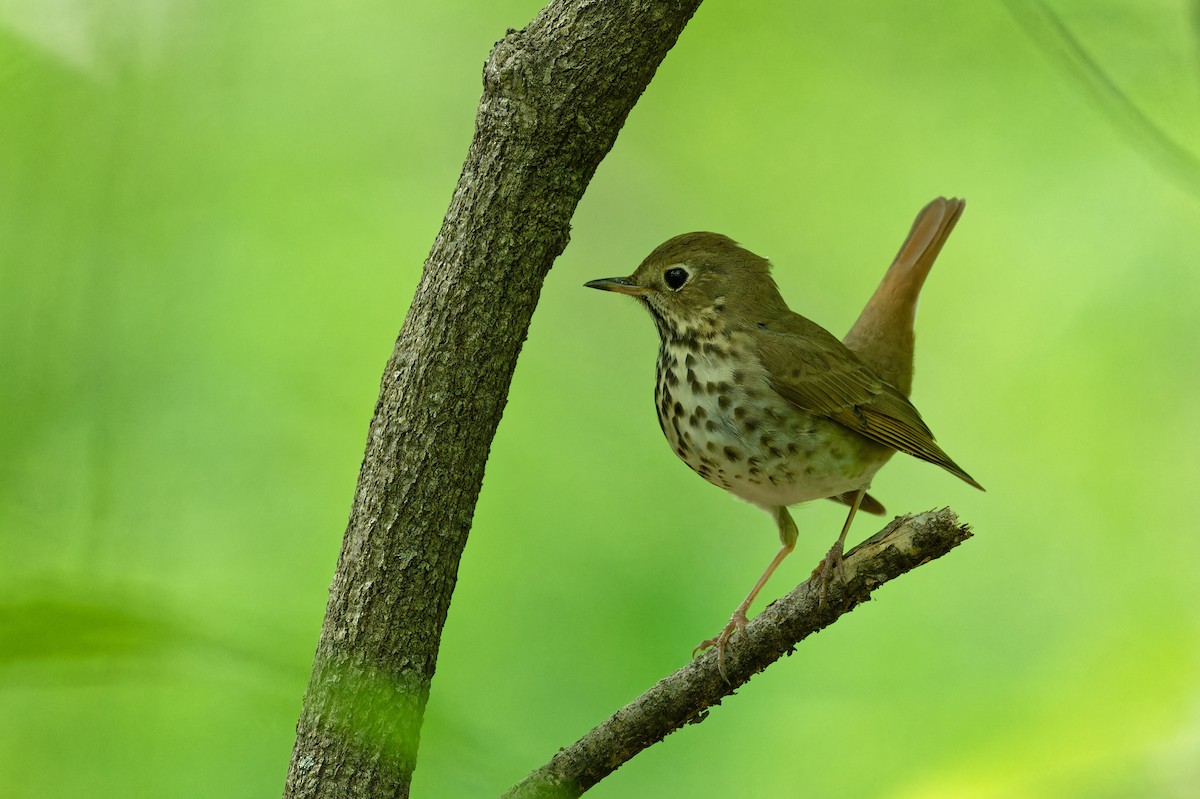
[754,314,983,489]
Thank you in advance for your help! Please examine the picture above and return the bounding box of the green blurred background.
[2,1,1198,796]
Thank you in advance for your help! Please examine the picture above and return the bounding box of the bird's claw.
[811,541,848,605]
[694,610,749,679]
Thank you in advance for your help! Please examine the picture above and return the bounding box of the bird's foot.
[811,540,847,604]
[693,609,749,679]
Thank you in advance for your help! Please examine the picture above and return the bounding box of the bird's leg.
[695,506,798,676]
[813,486,866,592]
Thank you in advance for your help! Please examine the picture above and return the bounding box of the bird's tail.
[843,197,965,396]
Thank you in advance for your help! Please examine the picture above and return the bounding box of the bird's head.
[585,232,789,339]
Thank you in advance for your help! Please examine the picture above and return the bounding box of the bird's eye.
[663,267,689,291]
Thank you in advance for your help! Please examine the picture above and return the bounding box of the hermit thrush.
[586,197,982,669]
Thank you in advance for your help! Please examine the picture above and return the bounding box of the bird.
[584,197,982,670]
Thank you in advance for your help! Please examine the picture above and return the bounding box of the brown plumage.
[586,197,981,671]
[755,313,981,489]
[830,197,968,515]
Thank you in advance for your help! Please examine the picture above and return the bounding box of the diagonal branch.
[1001,0,1200,199]
[283,2,704,798]
[502,507,973,799]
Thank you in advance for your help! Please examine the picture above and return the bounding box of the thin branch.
[502,508,973,799]
[1001,0,1200,198]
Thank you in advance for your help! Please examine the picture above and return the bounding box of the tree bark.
[501,508,973,799]
[283,2,703,798]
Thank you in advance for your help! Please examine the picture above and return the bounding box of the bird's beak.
[584,276,651,296]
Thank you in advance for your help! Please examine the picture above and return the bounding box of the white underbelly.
[655,343,886,511]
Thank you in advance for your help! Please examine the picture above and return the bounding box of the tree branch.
[501,507,973,799]
[283,2,703,798]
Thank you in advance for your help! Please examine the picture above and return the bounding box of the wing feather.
[755,313,982,489]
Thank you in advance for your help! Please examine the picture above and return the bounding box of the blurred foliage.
[2,1,1199,797]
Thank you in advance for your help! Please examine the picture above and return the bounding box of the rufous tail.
[843,197,965,397]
